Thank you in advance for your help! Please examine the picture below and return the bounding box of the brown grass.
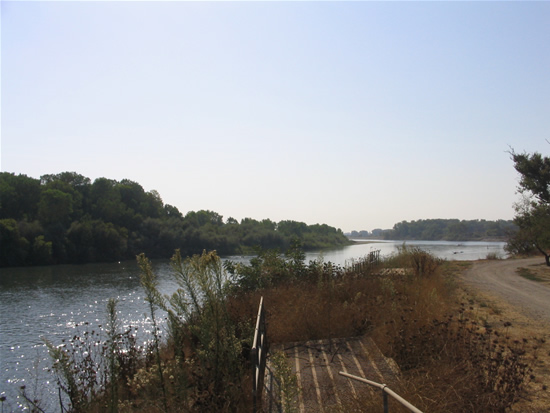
[41,249,542,412]
[229,251,541,413]
[229,251,450,346]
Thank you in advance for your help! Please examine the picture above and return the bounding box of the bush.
[486,251,502,260]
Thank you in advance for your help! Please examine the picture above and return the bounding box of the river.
[0,240,506,411]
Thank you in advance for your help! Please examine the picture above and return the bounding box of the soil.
[460,257,550,412]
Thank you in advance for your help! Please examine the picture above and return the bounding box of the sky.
[1,1,549,232]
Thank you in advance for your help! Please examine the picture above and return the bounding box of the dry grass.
[229,248,450,346]
[516,262,550,286]
[230,251,542,413]
[456,282,550,413]
[40,249,544,412]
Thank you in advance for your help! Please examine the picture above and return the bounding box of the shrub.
[486,251,502,260]
[168,250,245,408]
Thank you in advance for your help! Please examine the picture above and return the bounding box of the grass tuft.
[516,267,545,282]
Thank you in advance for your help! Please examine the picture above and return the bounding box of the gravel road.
[463,257,550,325]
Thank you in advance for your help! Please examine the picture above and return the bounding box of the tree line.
[0,172,349,267]
[349,218,516,241]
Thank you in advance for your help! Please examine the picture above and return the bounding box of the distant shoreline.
[348,237,509,243]
[349,239,380,244]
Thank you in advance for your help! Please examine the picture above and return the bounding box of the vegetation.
[516,267,546,283]
[5,149,544,411]
[26,246,538,413]
[506,149,550,265]
[269,351,299,413]
[0,171,349,267]
[349,218,516,241]
[485,251,502,260]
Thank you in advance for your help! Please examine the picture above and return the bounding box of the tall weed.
[137,253,169,413]
[168,250,244,407]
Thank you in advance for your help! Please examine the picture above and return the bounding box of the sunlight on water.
[0,260,175,411]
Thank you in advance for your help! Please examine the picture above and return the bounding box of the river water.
[0,240,506,410]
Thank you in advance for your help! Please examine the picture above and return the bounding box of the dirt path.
[462,257,550,325]
[461,257,550,412]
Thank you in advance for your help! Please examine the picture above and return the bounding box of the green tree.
[92,221,128,262]
[31,235,54,265]
[508,149,550,265]
[0,219,29,266]
[184,210,223,228]
[38,189,74,226]
[43,180,84,220]
[511,150,550,204]
[143,190,164,218]
[164,204,182,219]
[40,171,91,188]
[507,197,550,265]
[226,216,238,225]
[90,178,124,224]
[0,173,41,220]
[67,220,94,262]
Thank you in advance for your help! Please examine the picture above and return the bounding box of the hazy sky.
[2,1,549,232]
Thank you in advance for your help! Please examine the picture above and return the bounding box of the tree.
[90,177,123,223]
[0,219,29,266]
[38,189,74,226]
[164,204,183,219]
[508,197,550,265]
[226,217,238,225]
[31,235,54,265]
[511,151,550,204]
[0,173,41,220]
[508,149,550,265]
[0,170,352,266]
[40,172,91,188]
[144,190,164,218]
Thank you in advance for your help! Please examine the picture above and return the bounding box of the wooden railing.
[251,297,268,413]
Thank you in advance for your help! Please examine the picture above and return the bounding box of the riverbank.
[0,240,509,410]
[5,250,539,412]
[0,243,522,411]
[349,236,510,242]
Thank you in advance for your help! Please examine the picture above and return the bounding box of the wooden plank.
[272,335,400,412]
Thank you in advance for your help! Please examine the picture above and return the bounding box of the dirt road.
[463,257,550,325]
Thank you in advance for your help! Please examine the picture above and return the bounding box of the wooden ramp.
[268,336,400,412]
